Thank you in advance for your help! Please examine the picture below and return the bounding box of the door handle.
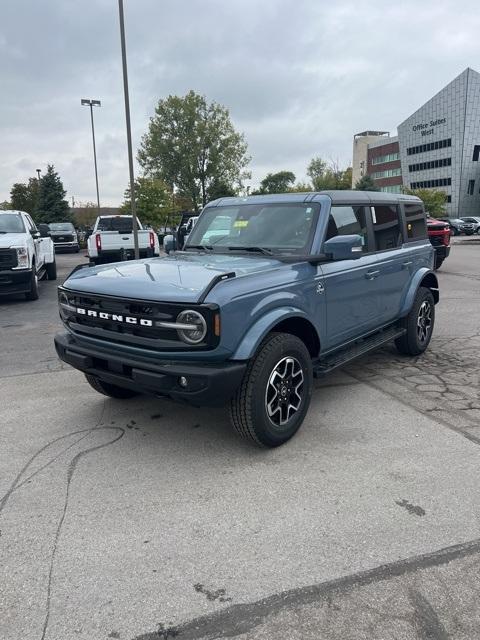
[365,270,380,280]
[402,261,413,267]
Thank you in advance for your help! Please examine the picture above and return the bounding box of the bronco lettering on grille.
[76,307,153,326]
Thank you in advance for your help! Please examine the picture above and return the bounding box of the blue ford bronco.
[55,191,438,447]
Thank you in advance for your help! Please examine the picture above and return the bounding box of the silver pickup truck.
[87,215,160,264]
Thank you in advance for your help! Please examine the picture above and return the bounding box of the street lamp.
[81,98,101,212]
[36,169,41,181]
[117,0,139,259]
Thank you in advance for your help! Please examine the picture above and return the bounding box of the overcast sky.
[1,0,479,206]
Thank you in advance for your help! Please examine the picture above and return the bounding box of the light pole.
[81,98,101,212]
[36,168,41,181]
[118,0,139,259]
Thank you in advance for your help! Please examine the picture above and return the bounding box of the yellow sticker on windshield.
[233,220,249,228]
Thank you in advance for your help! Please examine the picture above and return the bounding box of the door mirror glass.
[323,235,364,260]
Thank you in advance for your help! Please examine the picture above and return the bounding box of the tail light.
[443,230,450,246]
[149,231,155,250]
[95,233,102,251]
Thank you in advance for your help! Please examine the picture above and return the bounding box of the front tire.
[25,265,39,301]
[85,374,139,399]
[229,332,312,447]
[395,287,435,356]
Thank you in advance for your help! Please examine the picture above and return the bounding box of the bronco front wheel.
[229,332,313,447]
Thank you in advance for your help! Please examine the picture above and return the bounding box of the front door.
[320,205,380,349]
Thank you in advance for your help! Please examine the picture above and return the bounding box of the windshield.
[49,223,74,232]
[97,217,134,232]
[185,203,320,254]
[0,213,26,233]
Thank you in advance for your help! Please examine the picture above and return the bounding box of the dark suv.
[438,217,475,235]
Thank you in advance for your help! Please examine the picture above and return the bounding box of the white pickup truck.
[87,215,160,265]
[0,210,56,300]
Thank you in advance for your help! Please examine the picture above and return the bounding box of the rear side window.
[326,205,369,252]
[404,203,427,241]
[371,205,402,251]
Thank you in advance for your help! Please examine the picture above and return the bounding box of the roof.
[0,209,25,215]
[210,191,422,207]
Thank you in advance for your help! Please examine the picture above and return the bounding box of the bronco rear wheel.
[85,374,139,399]
[395,286,435,356]
[229,332,312,447]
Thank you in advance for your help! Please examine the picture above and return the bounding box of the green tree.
[138,91,251,212]
[355,174,380,191]
[121,177,172,228]
[253,171,296,194]
[0,200,11,210]
[307,158,352,190]
[206,179,237,202]
[10,178,40,214]
[35,164,71,223]
[403,188,447,217]
[72,202,98,228]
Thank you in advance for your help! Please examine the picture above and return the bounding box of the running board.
[313,326,406,377]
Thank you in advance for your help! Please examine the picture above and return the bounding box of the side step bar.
[313,326,406,377]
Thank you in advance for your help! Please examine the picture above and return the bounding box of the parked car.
[87,215,160,265]
[460,216,480,233]
[48,222,79,252]
[0,210,56,300]
[438,217,475,235]
[55,192,438,447]
[426,216,451,270]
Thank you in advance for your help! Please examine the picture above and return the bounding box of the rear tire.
[25,264,39,301]
[46,258,57,280]
[229,332,312,447]
[395,287,435,356]
[85,374,139,399]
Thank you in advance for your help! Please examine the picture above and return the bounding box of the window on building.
[326,206,370,252]
[408,157,451,172]
[380,185,402,193]
[371,152,400,165]
[447,196,452,203]
[371,205,402,251]
[467,180,475,195]
[410,178,452,189]
[473,145,480,161]
[371,167,402,179]
[406,138,451,156]
[404,203,427,241]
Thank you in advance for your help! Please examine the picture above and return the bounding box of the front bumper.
[54,332,246,407]
[434,245,451,260]
[0,269,32,295]
[53,241,79,252]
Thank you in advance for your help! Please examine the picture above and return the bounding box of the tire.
[434,257,444,271]
[84,374,139,399]
[25,264,39,301]
[229,332,313,447]
[46,258,57,280]
[453,228,460,236]
[395,287,435,356]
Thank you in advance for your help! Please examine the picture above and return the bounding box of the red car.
[426,216,451,270]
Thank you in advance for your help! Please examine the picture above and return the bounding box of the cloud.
[1,0,480,205]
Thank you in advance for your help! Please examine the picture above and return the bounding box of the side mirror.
[38,223,50,238]
[323,235,364,260]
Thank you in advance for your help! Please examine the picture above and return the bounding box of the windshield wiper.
[184,244,213,252]
[227,246,275,256]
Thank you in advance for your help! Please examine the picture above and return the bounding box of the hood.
[64,252,282,303]
[0,233,26,248]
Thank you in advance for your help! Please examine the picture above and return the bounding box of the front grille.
[59,290,218,351]
[0,249,18,269]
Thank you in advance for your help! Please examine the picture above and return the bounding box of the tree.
[0,200,11,210]
[253,171,296,194]
[206,179,237,202]
[403,188,447,217]
[355,174,380,191]
[72,202,98,228]
[35,164,71,223]
[307,158,352,190]
[10,178,40,214]
[121,177,172,228]
[138,91,251,212]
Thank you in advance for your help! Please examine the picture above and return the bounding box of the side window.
[404,203,427,241]
[25,215,37,233]
[326,205,369,253]
[371,205,402,251]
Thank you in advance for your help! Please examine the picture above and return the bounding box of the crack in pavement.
[130,537,480,640]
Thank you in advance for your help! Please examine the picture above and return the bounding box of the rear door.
[321,204,380,348]
[24,214,44,270]
[371,203,411,324]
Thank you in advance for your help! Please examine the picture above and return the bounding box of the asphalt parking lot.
[1,242,479,640]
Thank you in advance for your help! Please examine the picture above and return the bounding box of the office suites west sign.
[412,118,447,137]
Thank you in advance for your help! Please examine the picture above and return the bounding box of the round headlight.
[176,309,207,344]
